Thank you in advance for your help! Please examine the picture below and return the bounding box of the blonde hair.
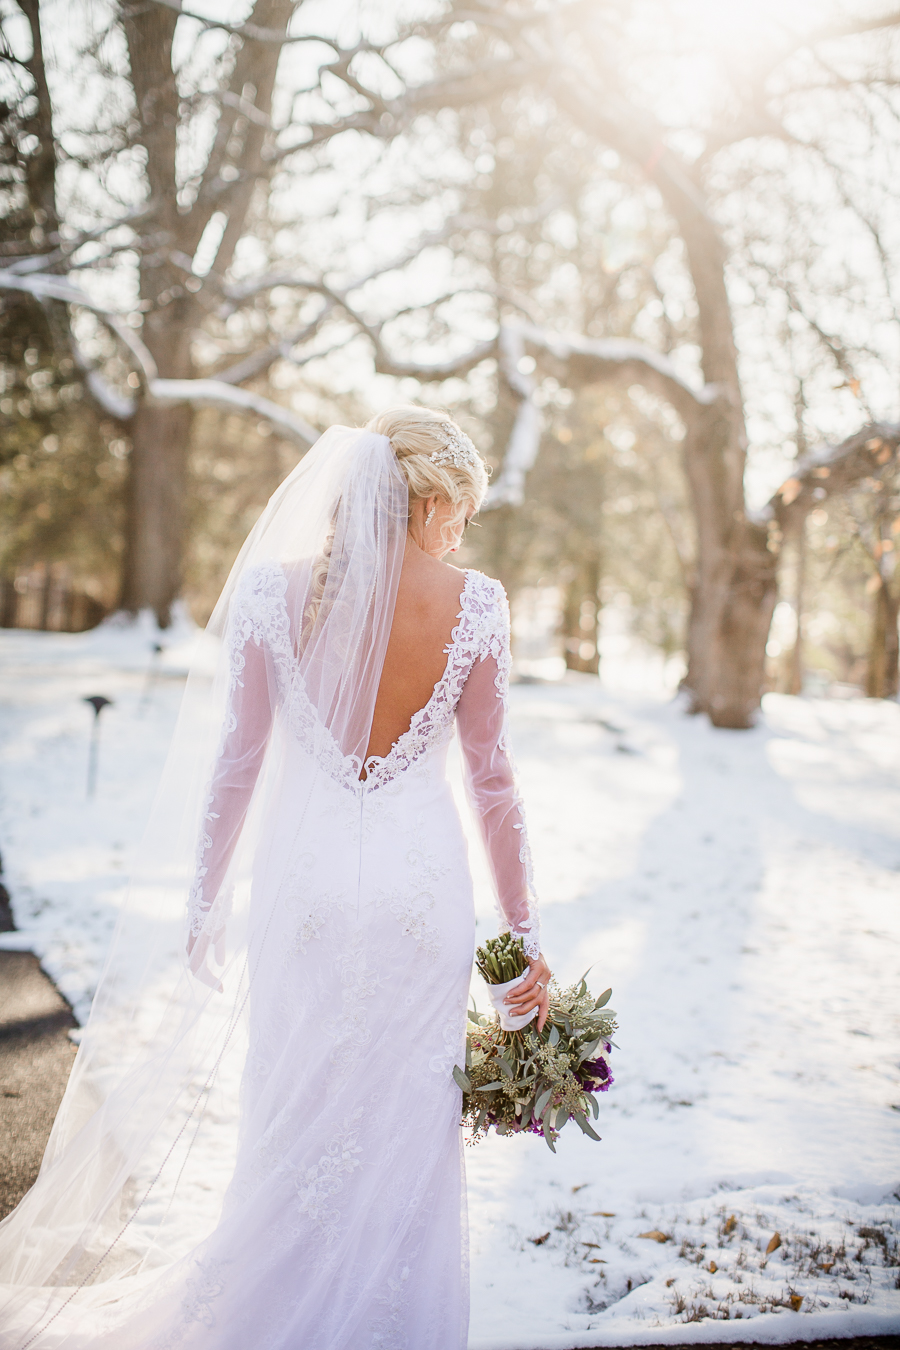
[365,406,489,539]
[305,410,487,638]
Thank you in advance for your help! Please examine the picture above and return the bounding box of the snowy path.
[0,627,898,1345]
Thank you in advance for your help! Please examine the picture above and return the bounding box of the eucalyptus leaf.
[572,1110,601,1141]
[452,1065,472,1093]
[548,1024,560,1048]
[535,1086,553,1119]
[595,988,613,1009]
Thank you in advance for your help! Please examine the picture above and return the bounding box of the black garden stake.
[139,643,165,715]
[84,695,113,798]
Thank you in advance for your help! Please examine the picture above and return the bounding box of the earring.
[424,506,436,527]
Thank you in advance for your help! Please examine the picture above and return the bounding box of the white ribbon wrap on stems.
[486,972,538,1031]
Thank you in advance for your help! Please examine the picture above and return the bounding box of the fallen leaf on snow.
[765,1231,782,1255]
[789,1294,803,1311]
[638,1230,671,1243]
[529,1232,550,1246]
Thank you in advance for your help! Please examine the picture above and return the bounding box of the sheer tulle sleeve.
[187,626,274,958]
[455,620,541,961]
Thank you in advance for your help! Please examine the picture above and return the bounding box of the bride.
[0,407,550,1349]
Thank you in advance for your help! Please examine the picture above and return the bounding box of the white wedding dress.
[156,562,540,1350]
[0,496,540,1350]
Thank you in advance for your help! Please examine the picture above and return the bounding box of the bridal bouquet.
[454,934,617,1151]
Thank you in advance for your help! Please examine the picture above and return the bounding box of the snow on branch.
[514,322,721,420]
[148,380,318,446]
[372,339,497,382]
[483,326,542,510]
[0,269,318,445]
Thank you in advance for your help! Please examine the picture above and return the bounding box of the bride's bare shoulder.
[395,554,470,631]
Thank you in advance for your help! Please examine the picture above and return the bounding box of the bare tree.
[431,1,900,725]
[0,0,521,622]
[5,0,900,726]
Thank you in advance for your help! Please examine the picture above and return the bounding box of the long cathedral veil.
[0,427,408,1346]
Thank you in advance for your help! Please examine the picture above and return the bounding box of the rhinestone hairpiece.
[429,422,481,470]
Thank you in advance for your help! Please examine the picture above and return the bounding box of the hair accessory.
[424,505,436,526]
[429,422,481,471]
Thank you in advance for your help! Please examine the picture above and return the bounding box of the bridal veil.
[0,427,408,1346]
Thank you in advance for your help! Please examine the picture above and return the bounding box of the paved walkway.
[0,950,76,1220]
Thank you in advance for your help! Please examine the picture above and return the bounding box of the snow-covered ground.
[0,623,898,1346]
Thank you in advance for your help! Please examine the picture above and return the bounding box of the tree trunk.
[866,579,900,699]
[117,288,198,623]
[118,291,197,623]
[787,520,806,696]
[119,402,193,625]
[678,403,779,727]
[561,551,601,675]
[114,0,292,623]
[552,84,778,726]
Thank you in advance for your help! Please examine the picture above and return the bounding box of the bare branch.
[214,304,335,384]
[767,423,900,529]
[217,89,277,129]
[372,338,497,381]
[273,57,531,160]
[0,204,157,265]
[220,215,479,309]
[0,269,159,379]
[148,0,339,48]
[221,271,333,308]
[803,9,900,46]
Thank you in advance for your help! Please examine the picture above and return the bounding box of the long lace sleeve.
[187,620,274,970]
[455,611,541,961]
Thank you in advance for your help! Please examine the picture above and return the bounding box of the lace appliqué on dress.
[469,575,542,961]
[377,886,440,960]
[187,563,291,941]
[286,1108,364,1245]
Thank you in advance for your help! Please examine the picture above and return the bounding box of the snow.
[1,624,899,1345]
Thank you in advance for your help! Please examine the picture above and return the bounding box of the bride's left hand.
[504,954,551,1031]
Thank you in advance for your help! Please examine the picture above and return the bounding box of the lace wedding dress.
[142,564,539,1350]
[0,428,540,1350]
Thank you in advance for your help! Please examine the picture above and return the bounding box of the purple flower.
[580,1056,614,1093]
